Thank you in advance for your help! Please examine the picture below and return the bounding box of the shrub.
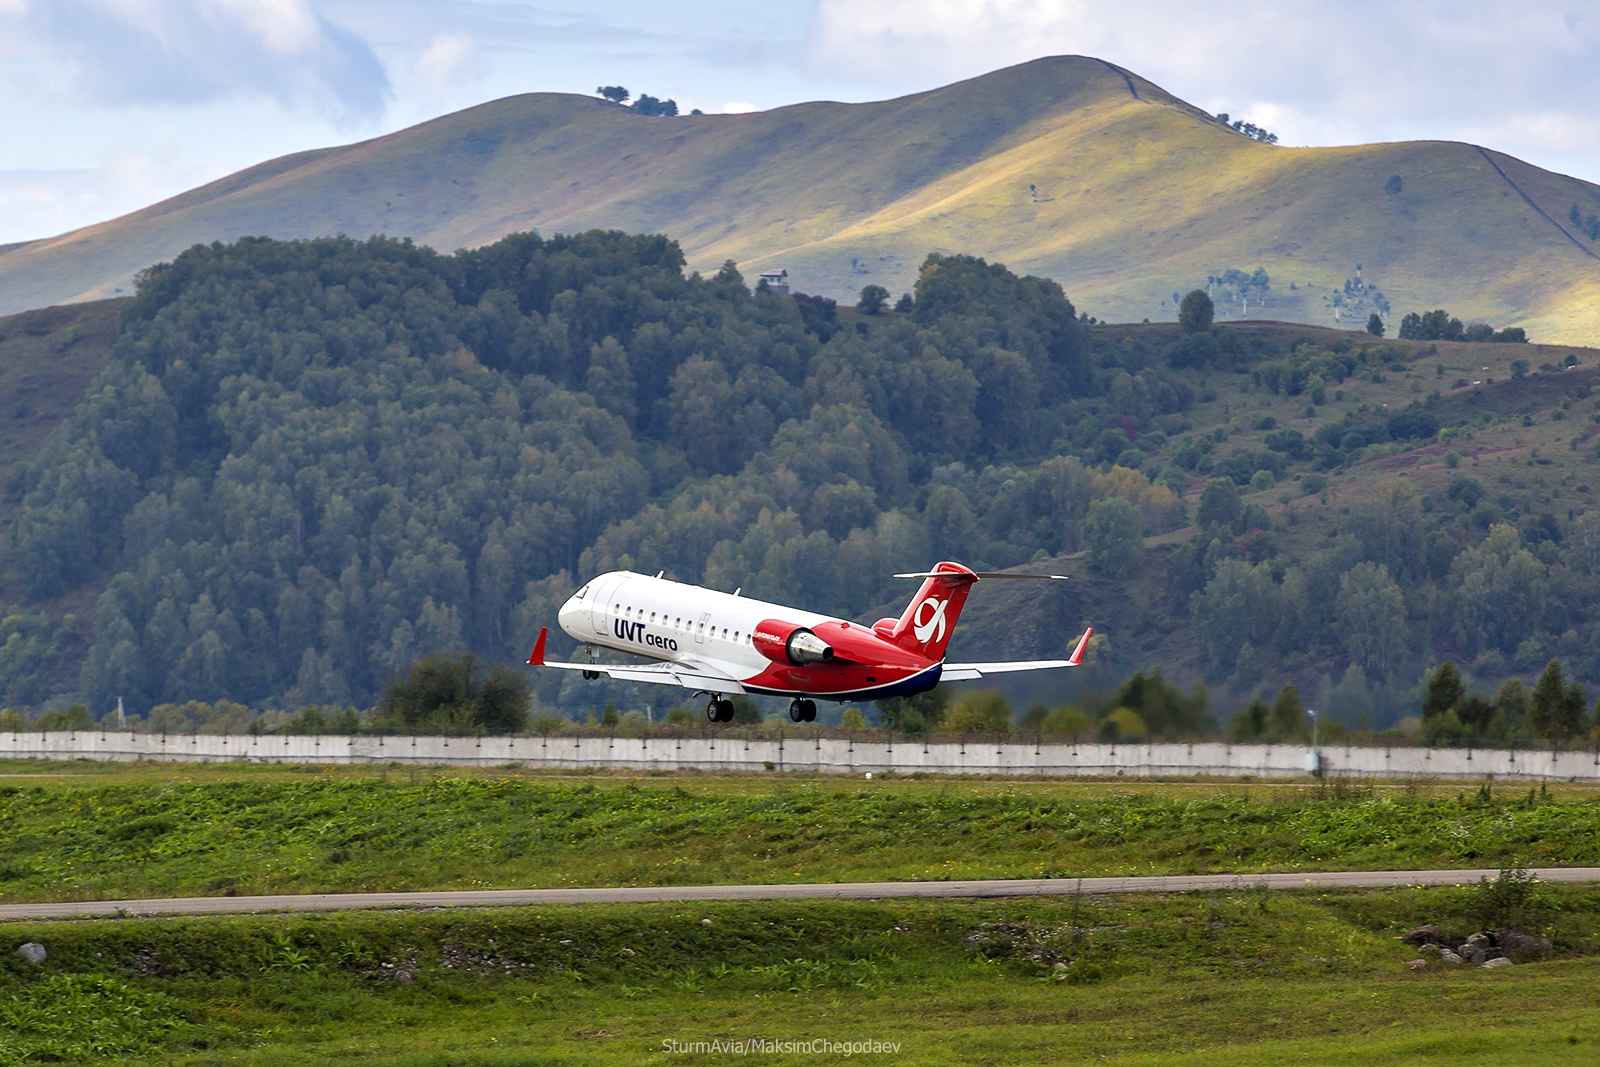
[944,690,1011,735]
[1469,868,1551,934]
[1043,706,1092,738]
[373,651,531,735]
[1103,707,1148,741]
[531,713,568,734]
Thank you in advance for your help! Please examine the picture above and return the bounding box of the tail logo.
[913,597,949,644]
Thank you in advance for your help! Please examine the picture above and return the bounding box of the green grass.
[4,770,1599,903]
[1,884,1597,1064]
[4,56,1598,341]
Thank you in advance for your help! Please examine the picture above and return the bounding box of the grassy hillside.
[4,57,1600,341]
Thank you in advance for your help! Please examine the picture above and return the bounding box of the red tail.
[887,562,978,660]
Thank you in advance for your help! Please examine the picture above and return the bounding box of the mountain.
[4,56,1600,342]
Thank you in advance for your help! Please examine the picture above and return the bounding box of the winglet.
[1066,626,1093,667]
[527,627,548,666]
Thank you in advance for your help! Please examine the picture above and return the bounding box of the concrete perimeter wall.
[3,731,1600,781]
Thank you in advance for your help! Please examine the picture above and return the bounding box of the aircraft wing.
[940,627,1093,681]
[525,628,747,694]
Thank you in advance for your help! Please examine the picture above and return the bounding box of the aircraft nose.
[557,595,583,636]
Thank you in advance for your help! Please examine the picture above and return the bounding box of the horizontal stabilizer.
[940,660,1077,681]
[942,627,1092,680]
[892,571,1069,581]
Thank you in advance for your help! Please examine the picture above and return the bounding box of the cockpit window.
[574,584,589,600]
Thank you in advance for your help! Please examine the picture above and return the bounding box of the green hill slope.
[4,56,1599,342]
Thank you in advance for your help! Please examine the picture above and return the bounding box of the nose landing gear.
[787,698,817,723]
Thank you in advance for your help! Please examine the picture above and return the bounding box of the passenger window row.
[613,602,749,643]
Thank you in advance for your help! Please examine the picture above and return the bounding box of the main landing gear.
[705,697,735,723]
[788,698,817,723]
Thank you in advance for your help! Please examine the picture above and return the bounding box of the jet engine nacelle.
[752,618,836,666]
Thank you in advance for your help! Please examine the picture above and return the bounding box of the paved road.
[4,868,1600,920]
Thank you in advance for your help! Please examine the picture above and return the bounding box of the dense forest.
[3,232,1187,717]
[4,229,1600,742]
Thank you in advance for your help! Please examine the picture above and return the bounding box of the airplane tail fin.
[885,562,979,660]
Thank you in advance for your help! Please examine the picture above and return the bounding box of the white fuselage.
[557,571,841,679]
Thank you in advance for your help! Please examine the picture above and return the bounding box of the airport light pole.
[1306,708,1319,777]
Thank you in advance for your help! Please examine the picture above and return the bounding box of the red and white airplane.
[526,561,1092,723]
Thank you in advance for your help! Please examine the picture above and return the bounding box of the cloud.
[415,29,482,90]
[4,0,390,124]
[0,143,229,243]
[805,0,1600,161]
[721,100,757,113]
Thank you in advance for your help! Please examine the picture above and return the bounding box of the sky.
[2,0,1599,246]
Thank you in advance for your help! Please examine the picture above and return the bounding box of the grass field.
[3,764,1599,904]
[1,885,1597,1064]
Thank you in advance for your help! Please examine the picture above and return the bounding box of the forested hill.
[9,229,1600,734]
[5,231,1123,715]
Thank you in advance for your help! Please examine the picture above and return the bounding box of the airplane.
[525,561,1092,723]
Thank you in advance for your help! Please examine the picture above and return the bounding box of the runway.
[4,867,1599,920]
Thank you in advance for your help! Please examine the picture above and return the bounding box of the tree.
[1179,289,1213,335]
[597,85,629,103]
[631,94,678,116]
[1492,677,1530,728]
[1191,560,1279,673]
[857,284,889,315]
[1081,497,1143,578]
[876,689,947,733]
[1335,562,1406,674]
[1384,175,1403,195]
[1530,659,1567,742]
[1366,313,1384,337]
[1270,683,1307,740]
[893,293,914,313]
[1510,359,1529,379]
[1422,662,1465,724]
[374,651,531,735]
[1197,478,1241,530]
[1450,524,1549,657]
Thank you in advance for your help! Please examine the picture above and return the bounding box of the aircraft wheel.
[715,698,735,723]
[581,670,599,680]
[801,699,817,722]
[788,698,805,723]
[705,698,721,723]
